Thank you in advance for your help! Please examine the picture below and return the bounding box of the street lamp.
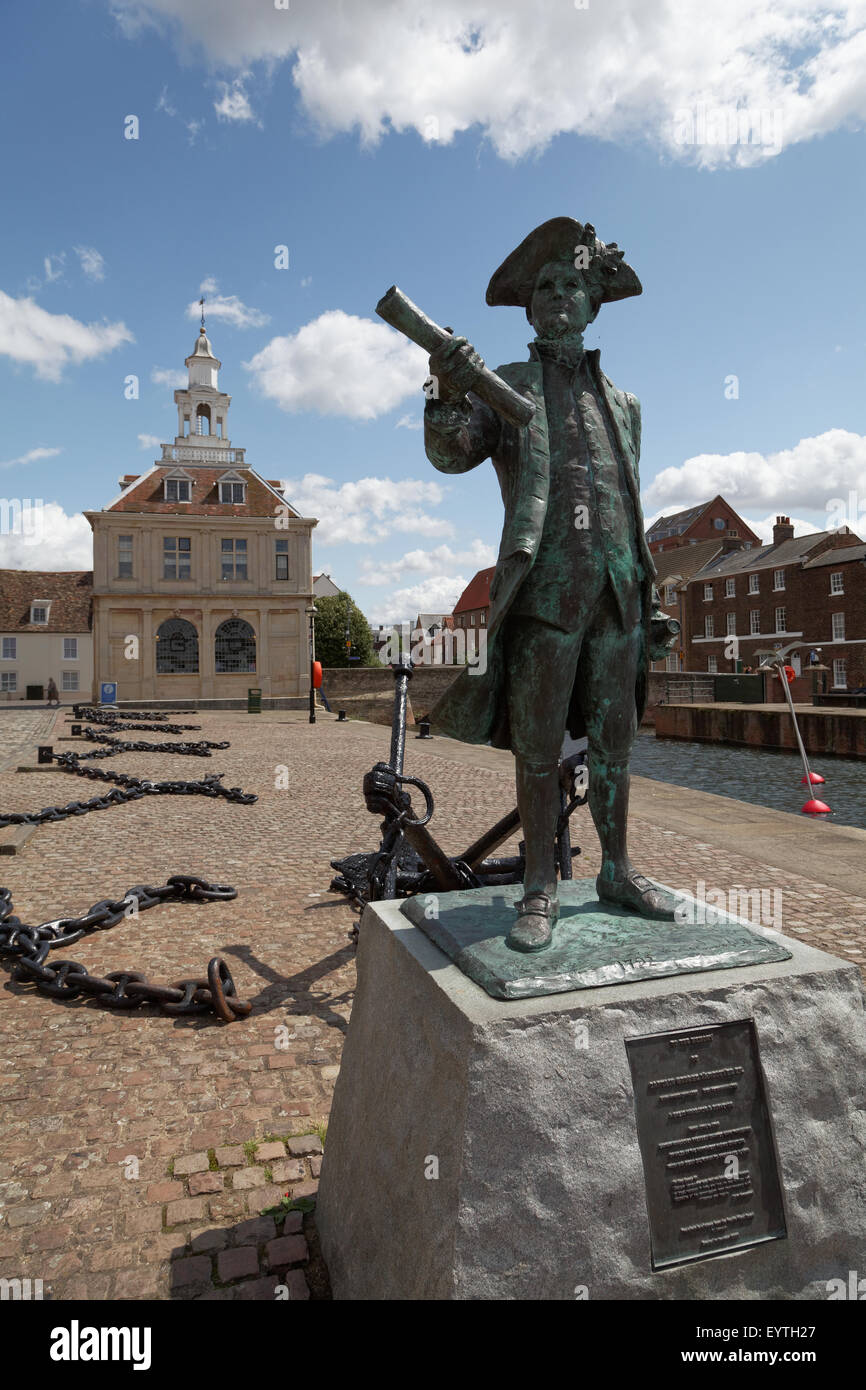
[306,603,317,724]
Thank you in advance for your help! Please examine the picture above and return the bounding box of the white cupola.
[173,313,232,445]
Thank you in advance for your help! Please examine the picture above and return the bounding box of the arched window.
[196,405,211,436]
[156,617,199,674]
[215,618,256,673]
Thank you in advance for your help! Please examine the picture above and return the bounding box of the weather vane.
[199,295,205,330]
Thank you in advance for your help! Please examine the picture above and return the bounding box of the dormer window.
[219,471,246,505]
[31,601,50,625]
[163,468,193,503]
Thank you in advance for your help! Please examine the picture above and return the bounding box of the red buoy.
[801,798,832,815]
[801,771,825,784]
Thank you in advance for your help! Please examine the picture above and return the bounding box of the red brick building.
[685,517,865,688]
[647,495,761,555]
[452,566,493,631]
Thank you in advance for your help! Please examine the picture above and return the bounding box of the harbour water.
[630,731,866,831]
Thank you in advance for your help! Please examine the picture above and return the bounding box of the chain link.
[1,717,256,829]
[0,878,252,1022]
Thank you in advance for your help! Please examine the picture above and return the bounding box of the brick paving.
[1,707,865,1300]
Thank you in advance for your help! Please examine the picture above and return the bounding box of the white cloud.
[300,276,312,288]
[245,311,427,420]
[150,366,186,389]
[75,246,106,282]
[0,501,93,570]
[156,85,177,116]
[644,429,866,516]
[374,576,471,625]
[395,413,422,431]
[137,433,162,450]
[0,291,132,382]
[186,118,202,143]
[214,78,257,124]
[188,278,269,329]
[358,539,495,586]
[0,447,61,470]
[109,0,866,167]
[280,472,454,543]
[43,254,65,284]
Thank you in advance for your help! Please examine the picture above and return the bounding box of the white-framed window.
[0,672,16,692]
[665,585,677,605]
[725,578,735,597]
[220,537,248,581]
[63,637,78,660]
[666,652,679,672]
[830,571,844,595]
[469,614,475,626]
[118,534,133,578]
[163,536,191,580]
[833,658,847,688]
[832,612,845,641]
[707,656,718,673]
[275,538,289,580]
[480,612,486,625]
[773,569,785,590]
[704,615,714,637]
[726,612,737,635]
[61,670,79,691]
[774,606,786,633]
[744,542,753,550]
[164,477,191,503]
[1,637,15,660]
[30,602,50,624]
[748,574,759,593]
[703,584,713,601]
[219,473,246,505]
[750,610,760,634]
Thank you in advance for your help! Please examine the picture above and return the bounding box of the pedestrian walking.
[46,677,59,706]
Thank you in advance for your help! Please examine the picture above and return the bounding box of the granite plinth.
[399,879,792,999]
[316,889,866,1300]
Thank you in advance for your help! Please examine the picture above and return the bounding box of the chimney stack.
[772,515,795,545]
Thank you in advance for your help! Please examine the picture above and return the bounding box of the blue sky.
[2,0,866,621]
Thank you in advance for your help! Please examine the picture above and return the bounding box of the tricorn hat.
[486,216,641,310]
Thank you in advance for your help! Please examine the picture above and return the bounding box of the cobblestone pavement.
[1,709,864,1300]
[0,708,59,771]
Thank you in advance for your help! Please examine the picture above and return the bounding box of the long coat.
[424,349,658,751]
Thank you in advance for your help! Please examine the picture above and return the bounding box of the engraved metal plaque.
[625,1020,786,1269]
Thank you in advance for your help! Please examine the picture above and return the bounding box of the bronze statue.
[420,217,679,952]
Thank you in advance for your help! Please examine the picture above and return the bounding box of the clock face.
[714,518,726,529]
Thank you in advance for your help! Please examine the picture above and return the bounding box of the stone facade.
[85,327,316,704]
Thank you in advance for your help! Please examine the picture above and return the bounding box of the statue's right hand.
[427,335,485,403]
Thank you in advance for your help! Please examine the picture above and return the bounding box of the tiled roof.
[803,542,866,568]
[107,466,296,517]
[692,531,840,580]
[454,566,494,613]
[652,540,725,585]
[646,502,708,536]
[0,570,93,632]
[415,613,455,630]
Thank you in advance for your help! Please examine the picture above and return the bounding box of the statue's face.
[529,259,594,337]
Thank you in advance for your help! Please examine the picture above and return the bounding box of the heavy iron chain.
[0,877,252,1022]
[1,717,256,829]
[77,729,230,756]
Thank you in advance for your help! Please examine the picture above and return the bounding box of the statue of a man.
[424,217,679,953]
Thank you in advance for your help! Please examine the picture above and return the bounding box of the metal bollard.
[416,717,432,739]
[70,724,82,736]
[37,745,54,764]
[337,710,347,722]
